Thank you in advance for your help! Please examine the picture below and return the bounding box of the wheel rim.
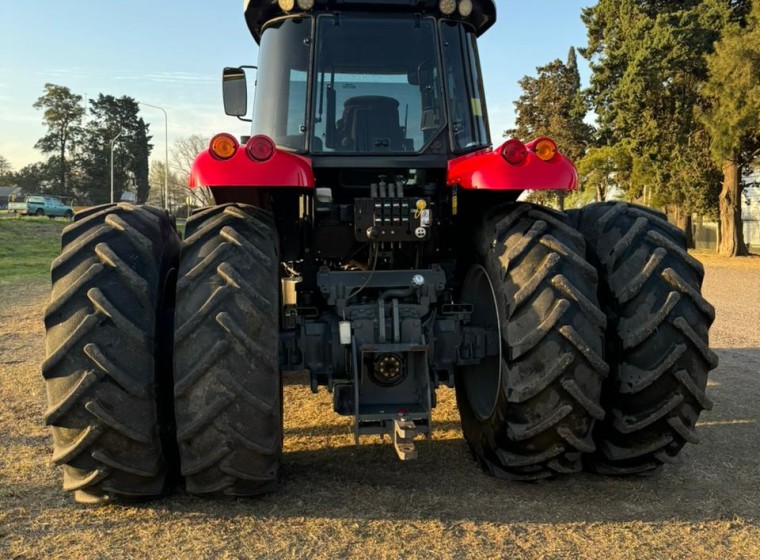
[460,264,502,421]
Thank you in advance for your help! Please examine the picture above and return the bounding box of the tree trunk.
[595,182,605,202]
[675,210,694,249]
[718,159,748,257]
[665,204,694,249]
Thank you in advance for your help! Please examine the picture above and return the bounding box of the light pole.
[110,130,124,204]
[138,102,169,210]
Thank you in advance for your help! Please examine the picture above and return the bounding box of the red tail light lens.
[501,139,527,165]
[246,135,276,162]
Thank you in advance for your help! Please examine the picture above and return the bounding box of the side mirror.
[223,67,249,117]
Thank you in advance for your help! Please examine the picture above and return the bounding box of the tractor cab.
[226,0,497,166]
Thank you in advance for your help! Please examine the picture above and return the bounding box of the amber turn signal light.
[209,133,239,160]
[534,138,558,162]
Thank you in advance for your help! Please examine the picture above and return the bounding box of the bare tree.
[172,135,213,206]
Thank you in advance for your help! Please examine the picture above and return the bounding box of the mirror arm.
[237,116,253,123]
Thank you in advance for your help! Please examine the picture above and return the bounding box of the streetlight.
[110,130,124,204]
[138,102,169,210]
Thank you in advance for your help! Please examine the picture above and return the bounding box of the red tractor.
[43,0,716,503]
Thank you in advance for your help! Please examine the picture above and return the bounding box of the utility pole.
[110,130,125,204]
[138,102,169,210]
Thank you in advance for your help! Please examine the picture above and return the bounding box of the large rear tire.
[43,203,180,503]
[571,202,717,474]
[456,203,608,479]
[173,203,282,496]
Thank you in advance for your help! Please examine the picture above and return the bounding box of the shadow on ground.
[108,347,760,527]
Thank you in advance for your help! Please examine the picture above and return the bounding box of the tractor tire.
[173,203,282,496]
[571,202,717,474]
[456,203,608,479]
[43,203,181,503]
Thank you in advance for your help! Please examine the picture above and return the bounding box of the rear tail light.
[534,138,558,162]
[501,139,528,165]
[246,135,276,162]
[209,133,239,160]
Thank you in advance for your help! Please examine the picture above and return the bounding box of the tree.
[79,95,153,204]
[701,1,760,256]
[508,48,592,163]
[507,48,593,209]
[580,0,740,227]
[13,162,57,194]
[575,144,633,203]
[171,135,213,206]
[32,84,84,194]
[147,160,184,208]
[0,154,11,174]
[0,154,13,183]
[148,136,214,211]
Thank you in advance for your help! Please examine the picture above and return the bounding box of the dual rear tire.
[43,202,281,502]
[456,202,715,478]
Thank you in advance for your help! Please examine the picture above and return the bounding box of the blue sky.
[0,1,591,170]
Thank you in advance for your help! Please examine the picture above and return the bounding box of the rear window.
[27,196,43,203]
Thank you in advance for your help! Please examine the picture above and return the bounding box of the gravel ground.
[0,253,758,559]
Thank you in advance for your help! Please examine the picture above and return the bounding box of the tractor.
[42,0,717,503]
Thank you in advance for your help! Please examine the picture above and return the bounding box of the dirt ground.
[1,254,759,559]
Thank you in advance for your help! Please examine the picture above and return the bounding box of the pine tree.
[79,95,153,204]
[507,48,592,208]
[701,1,760,256]
[579,0,755,244]
[32,84,84,194]
[508,47,591,163]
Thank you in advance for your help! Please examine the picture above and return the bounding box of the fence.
[692,220,719,251]
[692,185,760,252]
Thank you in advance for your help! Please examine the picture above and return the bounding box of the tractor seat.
[337,96,405,152]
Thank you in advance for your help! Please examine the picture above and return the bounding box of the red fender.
[189,137,315,189]
[447,139,578,191]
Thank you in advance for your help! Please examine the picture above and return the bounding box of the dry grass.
[691,250,760,270]
[1,250,759,559]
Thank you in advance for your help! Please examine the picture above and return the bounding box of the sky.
[0,0,592,170]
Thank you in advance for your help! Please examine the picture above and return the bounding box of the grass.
[0,217,65,285]
[0,215,183,287]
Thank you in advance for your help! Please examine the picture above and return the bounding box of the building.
[743,169,759,252]
[0,186,23,208]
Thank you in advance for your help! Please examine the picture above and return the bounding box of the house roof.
[0,186,20,197]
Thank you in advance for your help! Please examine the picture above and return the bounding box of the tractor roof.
[243,0,496,44]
